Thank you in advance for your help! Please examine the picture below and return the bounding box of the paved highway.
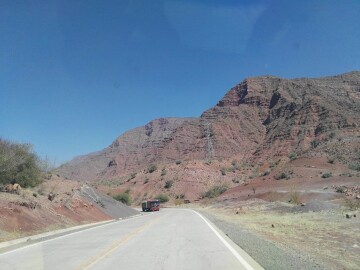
[0,208,263,270]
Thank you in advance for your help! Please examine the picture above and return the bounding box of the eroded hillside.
[57,71,360,200]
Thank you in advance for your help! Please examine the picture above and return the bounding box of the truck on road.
[142,200,160,212]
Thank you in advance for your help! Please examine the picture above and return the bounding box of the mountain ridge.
[58,71,360,182]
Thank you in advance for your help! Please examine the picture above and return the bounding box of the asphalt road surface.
[0,208,263,270]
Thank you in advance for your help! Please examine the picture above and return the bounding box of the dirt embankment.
[0,176,138,243]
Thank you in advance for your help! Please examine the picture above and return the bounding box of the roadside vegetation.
[155,193,169,203]
[289,189,302,204]
[289,152,297,161]
[348,163,360,171]
[203,185,227,198]
[344,197,360,210]
[127,173,136,181]
[113,192,132,205]
[275,171,291,180]
[164,180,173,189]
[147,164,157,173]
[321,172,332,178]
[0,138,43,188]
[202,203,360,270]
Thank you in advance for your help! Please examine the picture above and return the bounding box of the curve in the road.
[0,209,263,270]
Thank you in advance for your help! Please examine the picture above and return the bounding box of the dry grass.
[0,229,25,242]
[200,202,360,270]
[289,190,301,204]
[0,223,75,243]
[174,199,183,206]
[344,197,360,211]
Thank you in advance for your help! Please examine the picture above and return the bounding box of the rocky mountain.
[58,71,360,182]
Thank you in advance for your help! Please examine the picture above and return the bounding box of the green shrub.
[276,172,286,180]
[335,186,347,193]
[164,180,173,189]
[355,148,360,160]
[220,168,226,176]
[175,160,182,165]
[0,139,42,187]
[113,192,132,205]
[289,152,297,161]
[321,172,332,178]
[203,185,228,198]
[144,178,149,184]
[155,193,169,203]
[148,164,157,173]
[232,178,240,183]
[315,125,324,135]
[275,172,290,180]
[161,169,167,176]
[348,163,360,171]
[311,140,320,148]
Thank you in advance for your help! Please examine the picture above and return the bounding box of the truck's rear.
[142,200,160,212]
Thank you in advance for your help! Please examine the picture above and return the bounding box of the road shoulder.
[193,210,264,270]
[199,210,329,270]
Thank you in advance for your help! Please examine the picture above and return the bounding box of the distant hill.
[58,71,360,185]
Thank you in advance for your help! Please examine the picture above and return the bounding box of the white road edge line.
[192,210,255,270]
[0,213,150,256]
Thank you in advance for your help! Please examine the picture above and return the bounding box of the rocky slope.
[58,71,360,183]
[59,72,360,201]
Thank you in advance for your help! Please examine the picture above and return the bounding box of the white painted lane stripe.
[192,210,256,270]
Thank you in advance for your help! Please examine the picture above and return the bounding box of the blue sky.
[1,0,359,165]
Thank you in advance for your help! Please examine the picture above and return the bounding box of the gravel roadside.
[200,211,332,270]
